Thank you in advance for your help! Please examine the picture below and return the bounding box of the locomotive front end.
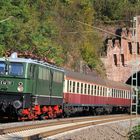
[0,53,31,119]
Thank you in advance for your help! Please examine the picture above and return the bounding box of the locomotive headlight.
[17,82,23,92]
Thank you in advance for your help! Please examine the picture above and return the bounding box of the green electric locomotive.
[0,52,64,120]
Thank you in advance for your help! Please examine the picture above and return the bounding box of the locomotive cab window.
[0,62,5,74]
[9,63,23,76]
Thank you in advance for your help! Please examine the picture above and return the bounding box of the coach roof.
[65,69,130,90]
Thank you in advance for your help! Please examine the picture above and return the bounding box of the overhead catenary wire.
[72,19,137,43]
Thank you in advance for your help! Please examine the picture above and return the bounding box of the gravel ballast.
[45,118,140,140]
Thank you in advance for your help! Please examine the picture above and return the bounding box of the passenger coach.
[63,70,131,116]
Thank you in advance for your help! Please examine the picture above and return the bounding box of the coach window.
[94,85,96,95]
[73,81,75,93]
[81,83,83,94]
[122,91,123,98]
[125,91,126,98]
[91,85,94,95]
[88,84,90,95]
[115,90,117,98]
[99,86,101,96]
[118,90,120,98]
[114,89,115,97]
[96,86,98,95]
[97,86,100,96]
[102,87,104,96]
[120,91,122,98]
[117,90,119,98]
[113,89,116,98]
[104,88,107,96]
[77,82,79,93]
[124,91,125,98]
[115,89,117,98]
[125,91,127,98]
[84,84,87,94]
[69,80,72,93]
[111,89,113,97]
[119,90,121,98]
[103,87,105,96]
[124,90,126,99]
[114,89,116,98]
[120,90,122,98]
[123,90,125,98]
[127,91,128,99]
[126,91,128,99]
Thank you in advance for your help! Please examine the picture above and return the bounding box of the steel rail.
[22,115,137,140]
[0,115,127,135]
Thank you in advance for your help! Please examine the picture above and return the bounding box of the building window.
[128,42,132,54]
[121,54,125,66]
[137,42,140,54]
[113,54,117,66]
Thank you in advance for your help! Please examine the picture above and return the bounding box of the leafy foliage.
[128,125,140,140]
[1,0,140,75]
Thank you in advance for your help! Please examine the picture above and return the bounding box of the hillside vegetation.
[0,0,140,75]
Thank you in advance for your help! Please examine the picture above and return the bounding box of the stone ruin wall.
[101,17,140,83]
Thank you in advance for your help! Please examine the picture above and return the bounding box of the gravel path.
[45,118,140,140]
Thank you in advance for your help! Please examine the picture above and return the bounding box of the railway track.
[0,114,137,140]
